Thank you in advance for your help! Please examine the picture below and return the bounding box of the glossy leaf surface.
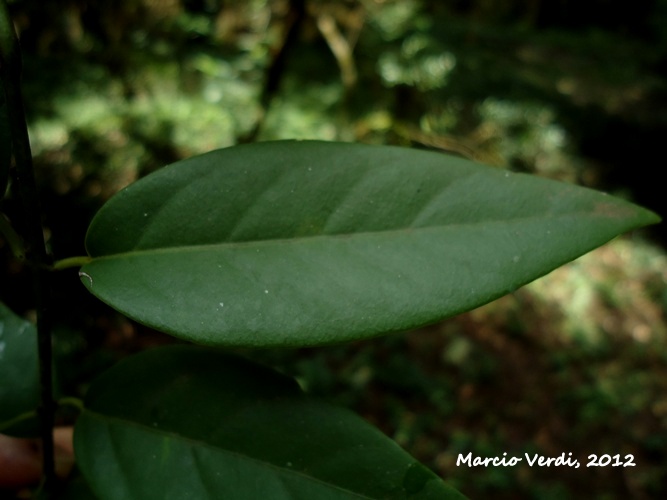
[74,345,464,500]
[82,141,659,346]
[0,302,40,436]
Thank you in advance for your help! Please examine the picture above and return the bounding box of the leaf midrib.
[86,211,592,262]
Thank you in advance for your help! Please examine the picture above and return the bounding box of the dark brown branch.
[0,1,56,495]
[239,0,307,143]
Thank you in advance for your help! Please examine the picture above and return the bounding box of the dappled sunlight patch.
[526,238,667,347]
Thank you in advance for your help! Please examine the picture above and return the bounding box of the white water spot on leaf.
[219,302,224,308]
[143,213,148,217]
[513,255,521,263]
[264,289,269,294]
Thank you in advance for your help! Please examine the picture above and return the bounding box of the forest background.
[1,0,666,498]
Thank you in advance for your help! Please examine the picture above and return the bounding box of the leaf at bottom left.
[0,301,40,437]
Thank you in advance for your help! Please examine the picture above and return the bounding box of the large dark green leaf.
[81,141,659,347]
[0,302,40,437]
[74,345,464,500]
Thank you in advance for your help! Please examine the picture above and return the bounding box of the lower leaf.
[74,345,465,499]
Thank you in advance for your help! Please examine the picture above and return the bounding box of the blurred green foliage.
[1,0,666,498]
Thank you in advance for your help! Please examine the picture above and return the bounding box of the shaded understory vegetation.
[1,0,666,498]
